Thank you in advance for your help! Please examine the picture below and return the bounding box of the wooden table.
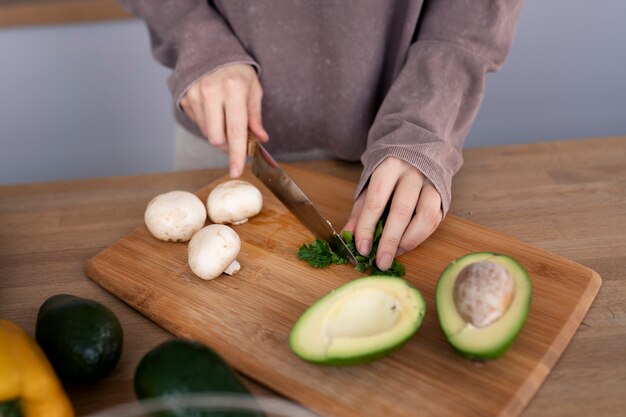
[1,136,624,416]
[0,0,129,28]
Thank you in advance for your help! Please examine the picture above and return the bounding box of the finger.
[354,169,397,256]
[375,175,423,270]
[181,87,201,121]
[342,192,366,234]
[248,79,269,142]
[181,89,207,137]
[398,181,442,255]
[223,80,248,177]
[180,96,194,120]
[204,99,226,149]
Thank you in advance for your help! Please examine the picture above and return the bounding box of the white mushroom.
[144,191,207,242]
[187,224,241,280]
[207,180,263,225]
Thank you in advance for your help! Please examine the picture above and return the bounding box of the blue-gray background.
[1,0,625,185]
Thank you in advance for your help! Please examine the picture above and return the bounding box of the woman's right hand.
[180,64,269,178]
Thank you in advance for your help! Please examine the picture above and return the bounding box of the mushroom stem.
[224,260,241,276]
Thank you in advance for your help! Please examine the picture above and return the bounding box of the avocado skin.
[290,332,416,367]
[450,337,518,361]
[0,400,22,417]
[436,252,532,361]
[134,339,262,417]
[36,294,123,383]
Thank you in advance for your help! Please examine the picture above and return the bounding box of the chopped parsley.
[297,217,405,277]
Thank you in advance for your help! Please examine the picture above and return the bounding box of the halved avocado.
[289,276,425,366]
[436,252,532,360]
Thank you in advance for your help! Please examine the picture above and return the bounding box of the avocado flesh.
[437,252,531,360]
[289,276,425,365]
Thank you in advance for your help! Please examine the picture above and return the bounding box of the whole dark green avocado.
[36,294,123,383]
[0,400,22,417]
[134,339,263,417]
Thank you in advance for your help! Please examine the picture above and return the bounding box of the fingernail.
[358,239,371,255]
[378,253,392,271]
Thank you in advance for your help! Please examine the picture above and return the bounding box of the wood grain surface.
[85,164,601,417]
[1,136,624,417]
[0,0,129,28]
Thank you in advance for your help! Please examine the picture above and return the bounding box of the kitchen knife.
[247,134,358,265]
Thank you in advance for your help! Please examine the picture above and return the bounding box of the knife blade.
[247,134,358,265]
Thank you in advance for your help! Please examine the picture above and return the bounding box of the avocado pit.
[436,253,532,360]
[454,261,515,328]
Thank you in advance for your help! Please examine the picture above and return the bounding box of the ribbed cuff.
[356,138,455,218]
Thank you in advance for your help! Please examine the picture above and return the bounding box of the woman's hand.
[180,64,269,178]
[343,157,443,271]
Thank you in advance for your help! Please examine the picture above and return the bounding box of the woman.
[121,0,522,270]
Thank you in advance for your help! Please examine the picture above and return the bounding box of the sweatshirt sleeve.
[119,0,259,107]
[356,0,523,216]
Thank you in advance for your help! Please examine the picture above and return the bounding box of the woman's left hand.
[343,157,443,271]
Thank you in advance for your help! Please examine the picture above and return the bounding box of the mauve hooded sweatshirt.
[120,0,522,214]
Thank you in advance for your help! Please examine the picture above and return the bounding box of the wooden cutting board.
[85,165,601,417]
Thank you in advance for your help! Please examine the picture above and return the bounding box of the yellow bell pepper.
[0,320,74,417]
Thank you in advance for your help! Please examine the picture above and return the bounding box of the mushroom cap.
[144,191,207,242]
[187,224,241,280]
[207,180,263,225]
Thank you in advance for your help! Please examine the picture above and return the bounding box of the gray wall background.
[1,0,625,185]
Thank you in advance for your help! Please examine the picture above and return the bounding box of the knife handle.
[247,131,260,157]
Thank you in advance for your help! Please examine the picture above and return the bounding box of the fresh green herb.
[297,217,405,277]
[296,238,348,268]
